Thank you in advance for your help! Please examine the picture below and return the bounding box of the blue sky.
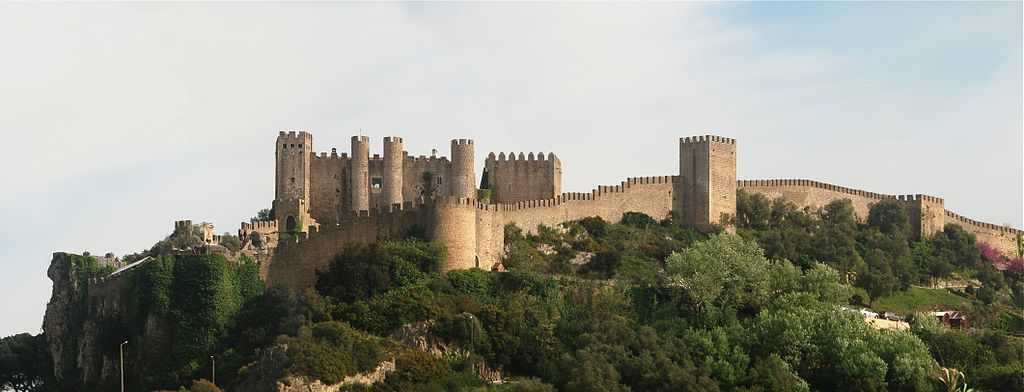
[0,2,1020,336]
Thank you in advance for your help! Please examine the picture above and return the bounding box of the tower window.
[437,177,443,185]
[291,177,295,184]
[371,177,383,189]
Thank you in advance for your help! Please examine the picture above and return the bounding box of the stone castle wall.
[266,176,677,289]
[738,179,1022,255]
[297,138,470,228]
[310,151,348,225]
[484,152,561,203]
[263,131,1021,293]
[268,204,425,290]
[945,210,1022,256]
[737,179,892,220]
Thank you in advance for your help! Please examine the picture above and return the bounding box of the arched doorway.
[285,215,296,232]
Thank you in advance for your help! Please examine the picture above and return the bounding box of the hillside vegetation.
[2,192,1023,391]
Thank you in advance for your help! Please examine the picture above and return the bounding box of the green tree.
[742,354,810,392]
[0,333,52,392]
[315,241,443,303]
[813,200,862,279]
[187,379,223,392]
[867,200,911,239]
[665,234,771,313]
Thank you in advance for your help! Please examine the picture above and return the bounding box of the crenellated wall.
[945,210,1022,256]
[266,175,678,289]
[401,155,452,202]
[268,202,426,290]
[309,149,348,225]
[737,179,895,220]
[262,131,1020,292]
[738,179,1021,254]
[282,135,474,230]
[484,151,562,203]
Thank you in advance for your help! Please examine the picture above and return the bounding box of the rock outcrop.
[42,252,168,391]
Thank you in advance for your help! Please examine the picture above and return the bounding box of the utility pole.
[119,340,128,392]
[210,355,215,386]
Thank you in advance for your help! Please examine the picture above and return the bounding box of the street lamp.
[119,340,128,392]
[210,355,215,386]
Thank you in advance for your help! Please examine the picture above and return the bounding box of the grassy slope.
[871,287,973,314]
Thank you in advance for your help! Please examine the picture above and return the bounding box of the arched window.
[286,215,296,231]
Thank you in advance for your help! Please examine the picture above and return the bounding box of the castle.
[234,131,1022,290]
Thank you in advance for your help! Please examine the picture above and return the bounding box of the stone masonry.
[248,131,1023,290]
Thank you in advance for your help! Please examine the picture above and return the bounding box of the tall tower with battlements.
[350,136,371,211]
[676,135,737,230]
[450,139,476,199]
[274,130,315,233]
[382,137,404,209]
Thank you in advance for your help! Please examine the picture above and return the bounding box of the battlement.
[406,155,449,163]
[739,179,946,206]
[241,220,278,231]
[481,175,674,212]
[266,130,1023,290]
[681,134,736,145]
[487,152,558,163]
[315,147,351,160]
[738,179,899,201]
[277,130,313,144]
[436,196,478,206]
[897,194,944,204]
[945,210,1023,235]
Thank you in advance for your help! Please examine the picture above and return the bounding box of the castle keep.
[238,131,1023,290]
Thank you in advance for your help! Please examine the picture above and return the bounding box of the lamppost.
[119,340,128,392]
[210,355,215,386]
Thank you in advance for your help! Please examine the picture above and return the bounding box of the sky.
[0,2,1020,337]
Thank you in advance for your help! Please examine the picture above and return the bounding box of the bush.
[316,241,444,303]
[188,379,222,392]
[283,321,391,385]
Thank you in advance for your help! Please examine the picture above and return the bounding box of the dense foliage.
[0,333,53,392]
[208,230,949,391]
[125,255,264,390]
[734,190,1017,308]
[7,197,1023,391]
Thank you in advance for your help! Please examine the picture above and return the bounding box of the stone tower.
[382,137,404,209]
[676,135,737,230]
[902,194,945,240]
[350,136,370,211]
[274,130,314,233]
[484,151,562,203]
[450,139,476,199]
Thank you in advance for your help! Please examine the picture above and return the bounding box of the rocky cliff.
[42,252,169,391]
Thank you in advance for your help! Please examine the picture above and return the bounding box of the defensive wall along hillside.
[945,210,1023,257]
[738,179,1022,256]
[429,176,677,272]
[259,132,1020,292]
[267,204,425,289]
[266,176,677,290]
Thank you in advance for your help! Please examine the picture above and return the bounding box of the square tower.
[676,135,737,230]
